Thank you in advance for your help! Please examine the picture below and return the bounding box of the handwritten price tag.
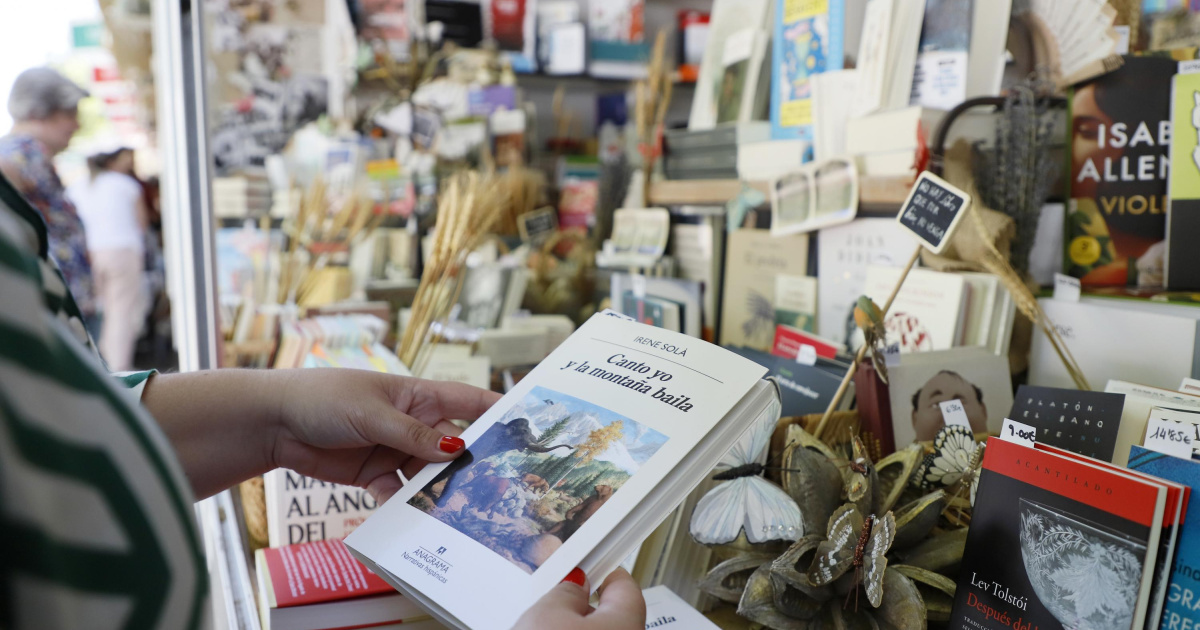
[1000,418,1037,448]
[1145,416,1194,459]
[883,342,901,367]
[939,399,972,428]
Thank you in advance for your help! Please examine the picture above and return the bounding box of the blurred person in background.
[67,147,148,371]
[0,67,96,335]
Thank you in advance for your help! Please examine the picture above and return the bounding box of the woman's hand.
[512,568,646,629]
[144,368,500,501]
[272,368,500,501]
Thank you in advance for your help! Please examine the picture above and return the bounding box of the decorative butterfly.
[917,425,983,490]
[807,504,896,608]
[689,387,805,545]
[854,296,890,385]
[843,436,874,503]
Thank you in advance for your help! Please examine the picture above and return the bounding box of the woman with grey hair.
[0,67,96,335]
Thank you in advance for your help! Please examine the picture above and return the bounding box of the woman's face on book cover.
[911,371,988,441]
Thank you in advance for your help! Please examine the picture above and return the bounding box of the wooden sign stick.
[813,245,922,440]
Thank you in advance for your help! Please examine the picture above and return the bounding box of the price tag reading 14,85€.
[1144,415,1194,459]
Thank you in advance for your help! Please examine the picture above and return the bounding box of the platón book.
[344,311,773,629]
[255,539,428,630]
[1009,385,1126,462]
[949,437,1167,630]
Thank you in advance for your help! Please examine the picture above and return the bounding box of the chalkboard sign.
[518,207,558,243]
[895,172,971,254]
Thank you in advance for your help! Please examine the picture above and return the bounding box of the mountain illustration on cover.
[409,386,668,574]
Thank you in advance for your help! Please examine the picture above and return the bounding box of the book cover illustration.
[1066,56,1177,288]
[769,0,844,140]
[887,348,1012,446]
[909,0,972,110]
[1167,70,1200,289]
[774,274,818,332]
[950,438,1163,630]
[1009,385,1126,462]
[720,229,809,351]
[816,218,914,345]
[716,29,759,124]
[1128,446,1200,630]
[623,292,667,328]
[410,386,669,574]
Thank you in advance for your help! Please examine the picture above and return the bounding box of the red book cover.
[771,324,842,360]
[263,539,392,608]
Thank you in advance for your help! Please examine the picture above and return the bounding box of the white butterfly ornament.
[689,390,805,545]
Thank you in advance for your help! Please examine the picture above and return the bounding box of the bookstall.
[58,0,1200,628]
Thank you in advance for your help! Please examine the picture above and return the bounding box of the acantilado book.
[344,311,774,629]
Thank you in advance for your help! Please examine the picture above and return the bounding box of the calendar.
[1009,385,1126,461]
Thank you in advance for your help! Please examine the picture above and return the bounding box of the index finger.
[589,569,645,628]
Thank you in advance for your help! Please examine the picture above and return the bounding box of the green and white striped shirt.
[0,173,208,629]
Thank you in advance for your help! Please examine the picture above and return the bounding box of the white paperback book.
[344,311,773,629]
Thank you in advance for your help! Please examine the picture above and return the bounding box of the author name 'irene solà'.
[966,572,1034,630]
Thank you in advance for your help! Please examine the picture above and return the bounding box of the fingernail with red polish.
[562,567,586,587]
[439,436,465,453]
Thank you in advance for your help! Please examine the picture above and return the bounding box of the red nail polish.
[439,436,465,453]
[562,567,586,587]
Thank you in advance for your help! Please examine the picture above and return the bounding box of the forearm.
[142,369,287,500]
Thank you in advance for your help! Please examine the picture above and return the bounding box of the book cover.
[769,0,845,140]
[908,0,972,110]
[726,345,849,418]
[1106,380,1200,467]
[772,324,843,360]
[715,28,763,124]
[1066,56,1177,288]
[1029,298,1200,394]
[886,347,1012,446]
[688,0,772,130]
[264,470,379,547]
[1010,385,1126,462]
[862,265,966,353]
[773,274,818,331]
[1167,70,1200,289]
[949,437,1166,630]
[1128,445,1200,630]
[719,229,810,351]
[815,218,915,345]
[488,0,537,73]
[344,312,769,629]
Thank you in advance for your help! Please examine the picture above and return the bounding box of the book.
[1127,445,1200,630]
[622,292,682,333]
[773,274,818,332]
[1010,385,1127,462]
[719,229,810,351]
[909,0,972,110]
[715,28,767,125]
[641,585,722,629]
[862,265,967,353]
[1038,443,1186,630]
[1065,55,1176,288]
[816,218,916,345]
[1167,68,1200,290]
[255,539,428,630]
[845,105,944,156]
[688,0,772,130]
[726,345,852,418]
[768,0,844,140]
[670,211,724,342]
[772,324,844,361]
[1029,297,1200,393]
[343,311,775,629]
[736,139,809,181]
[488,0,536,73]
[264,470,380,547]
[1105,380,1200,467]
[810,68,858,162]
[949,437,1166,630]
[964,0,1011,98]
[586,0,648,79]
[886,347,1012,447]
[880,0,928,112]
[609,274,703,339]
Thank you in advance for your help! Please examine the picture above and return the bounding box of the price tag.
[1053,273,1081,303]
[1000,418,1037,448]
[883,342,901,367]
[1181,59,1200,75]
[796,344,818,366]
[939,399,972,428]
[1180,377,1200,396]
[1145,416,1194,459]
[896,172,971,254]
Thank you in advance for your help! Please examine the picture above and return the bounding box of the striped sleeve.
[114,370,158,401]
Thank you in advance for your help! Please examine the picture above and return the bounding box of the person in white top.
[67,147,148,370]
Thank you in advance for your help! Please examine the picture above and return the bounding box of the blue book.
[769,0,845,141]
[1128,446,1200,630]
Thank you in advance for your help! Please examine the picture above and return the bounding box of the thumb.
[360,404,466,464]
[534,568,593,617]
